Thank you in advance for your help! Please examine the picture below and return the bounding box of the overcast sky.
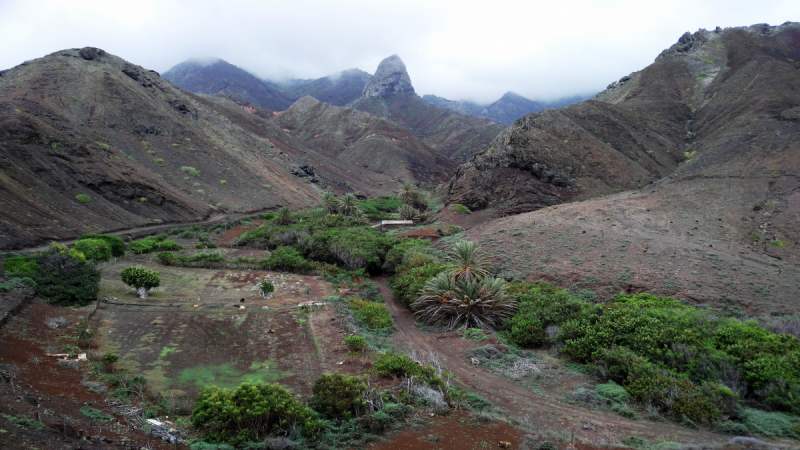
[0,0,795,103]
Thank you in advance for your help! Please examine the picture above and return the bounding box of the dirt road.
[374,277,731,446]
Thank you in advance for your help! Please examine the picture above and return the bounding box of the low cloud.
[0,0,795,103]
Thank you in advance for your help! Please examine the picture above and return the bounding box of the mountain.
[351,55,505,163]
[162,58,292,110]
[445,22,800,310]
[274,96,456,184]
[423,92,592,125]
[275,68,372,106]
[0,48,400,250]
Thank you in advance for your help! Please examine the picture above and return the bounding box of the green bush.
[382,238,430,273]
[370,353,422,378]
[4,254,39,278]
[611,403,638,420]
[358,196,403,220]
[733,407,800,439]
[192,383,324,444]
[157,251,175,265]
[77,234,125,257]
[128,237,181,254]
[73,239,112,261]
[75,194,92,203]
[347,298,392,329]
[258,280,274,296]
[310,373,367,419]
[34,252,100,306]
[450,204,471,214]
[594,381,631,403]
[389,262,447,307]
[343,335,367,350]
[627,376,721,423]
[261,246,316,273]
[368,354,443,389]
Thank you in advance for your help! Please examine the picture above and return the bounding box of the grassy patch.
[177,362,292,389]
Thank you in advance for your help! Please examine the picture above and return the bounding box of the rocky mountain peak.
[362,54,415,98]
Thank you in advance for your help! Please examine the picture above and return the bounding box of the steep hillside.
[0,48,393,250]
[276,68,372,106]
[351,55,505,163]
[163,58,292,110]
[274,96,457,184]
[447,23,800,311]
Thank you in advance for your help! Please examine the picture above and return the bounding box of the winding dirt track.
[373,277,731,446]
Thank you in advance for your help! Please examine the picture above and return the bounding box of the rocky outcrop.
[362,55,415,98]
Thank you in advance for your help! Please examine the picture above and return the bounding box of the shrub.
[4,255,39,278]
[450,204,471,214]
[611,403,638,420]
[192,383,324,444]
[258,280,274,296]
[2,414,47,431]
[389,262,447,307]
[128,237,181,254]
[73,239,112,261]
[77,234,125,257]
[594,381,631,403]
[343,335,367,351]
[181,166,200,176]
[157,251,175,265]
[627,376,721,423]
[261,246,315,273]
[34,252,100,306]
[347,298,392,329]
[310,373,367,419]
[120,266,161,298]
[382,238,429,274]
[75,194,92,203]
[220,180,228,184]
[79,407,113,421]
[370,353,422,378]
[0,277,36,292]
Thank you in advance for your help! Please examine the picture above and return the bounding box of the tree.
[35,251,100,306]
[446,240,491,282]
[398,204,419,221]
[276,206,293,225]
[349,207,368,224]
[320,191,340,213]
[339,193,358,216]
[120,267,161,298]
[411,273,516,330]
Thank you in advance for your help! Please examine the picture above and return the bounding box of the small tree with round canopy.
[120,266,161,298]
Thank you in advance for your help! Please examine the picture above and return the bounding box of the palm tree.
[446,241,491,282]
[349,207,367,224]
[276,206,293,225]
[398,181,418,204]
[309,207,328,219]
[398,204,419,221]
[340,193,358,216]
[411,273,516,330]
[321,191,340,213]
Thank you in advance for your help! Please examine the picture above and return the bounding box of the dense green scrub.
[499,282,800,434]
[238,213,401,273]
